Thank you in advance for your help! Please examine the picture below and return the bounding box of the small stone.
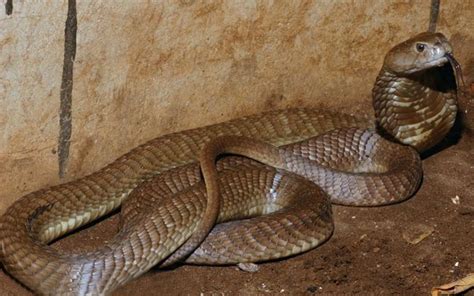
[451,195,461,205]
[402,224,434,244]
[237,262,260,272]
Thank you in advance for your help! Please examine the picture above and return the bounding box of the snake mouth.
[403,56,449,74]
[424,56,449,68]
[405,53,464,91]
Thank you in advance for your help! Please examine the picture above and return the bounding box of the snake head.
[383,32,453,75]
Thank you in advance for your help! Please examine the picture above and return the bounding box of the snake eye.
[416,43,426,53]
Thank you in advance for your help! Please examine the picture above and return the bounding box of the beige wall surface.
[1,0,473,212]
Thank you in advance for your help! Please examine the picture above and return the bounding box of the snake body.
[0,32,459,295]
[373,32,458,152]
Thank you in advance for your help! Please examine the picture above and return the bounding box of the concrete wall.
[1,0,473,213]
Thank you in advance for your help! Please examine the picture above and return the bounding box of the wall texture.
[1,0,473,213]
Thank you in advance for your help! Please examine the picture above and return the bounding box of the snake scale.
[0,32,460,295]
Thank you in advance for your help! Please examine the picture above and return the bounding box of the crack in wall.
[58,0,77,178]
[428,0,440,32]
[5,0,12,15]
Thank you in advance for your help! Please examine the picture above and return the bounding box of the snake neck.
[372,64,458,152]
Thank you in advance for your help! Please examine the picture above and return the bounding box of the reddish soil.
[1,129,473,296]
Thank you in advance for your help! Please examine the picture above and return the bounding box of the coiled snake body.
[0,32,460,295]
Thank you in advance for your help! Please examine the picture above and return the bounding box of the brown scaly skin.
[373,32,458,152]
[0,33,460,295]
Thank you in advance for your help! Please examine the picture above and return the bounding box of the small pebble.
[237,262,260,272]
[451,195,461,205]
[402,224,434,244]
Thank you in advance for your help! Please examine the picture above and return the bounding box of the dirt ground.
[1,123,473,296]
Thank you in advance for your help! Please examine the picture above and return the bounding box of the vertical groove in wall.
[58,0,77,178]
[428,0,440,32]
[5,0,13,15]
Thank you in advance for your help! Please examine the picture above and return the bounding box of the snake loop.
[0,32,459,295]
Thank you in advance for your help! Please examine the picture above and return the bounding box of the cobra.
[0,32,461,295]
